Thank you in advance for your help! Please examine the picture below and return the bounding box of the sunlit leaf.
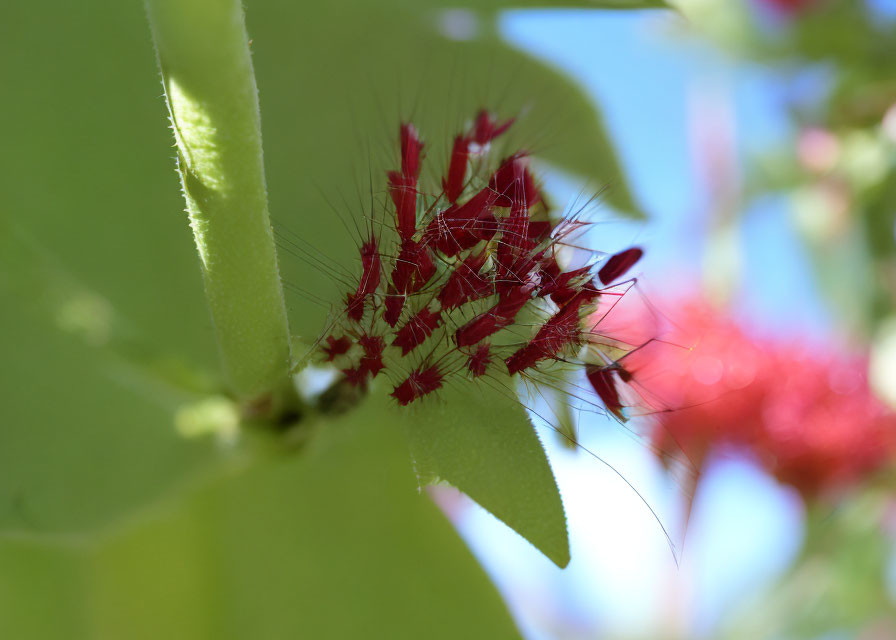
[397,382,570,568]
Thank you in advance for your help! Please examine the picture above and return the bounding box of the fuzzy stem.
[145,0,292,413]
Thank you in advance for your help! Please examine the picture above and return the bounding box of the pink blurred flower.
[623,298,896,500]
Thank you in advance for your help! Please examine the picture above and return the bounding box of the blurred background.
[2,0,895,638]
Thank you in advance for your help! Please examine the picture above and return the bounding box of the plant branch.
[145,0,293,415]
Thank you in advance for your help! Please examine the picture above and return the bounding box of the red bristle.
[598,247,643,285]
[388,171,417,241]
[384,287,405,327]
[540,265,593,305]
[345,237,382,321]
[322,335,352,361]
[505,296,587,375]
[357,238,382,296]
[423,187,499,256]
[500,198,534,253]
[467,343,492,377]
[494,250,540,298]
[391,239,436,294]
[443,134,471,203]
[454,313,500,349]
[345,292,365,322]
[391,365,444,406]
[585,364,626,420]
[437,252,493,310]
[400,123,423,180]
[490,153,540,208]
[526,220,552,244]
[492,199,541,296]
[358,335,386,378]
[473,110,515,146]
[342,366,369,388]
[454,285,534,347]
[392,308,443,355]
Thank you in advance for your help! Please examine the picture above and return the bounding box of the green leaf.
[0,409,522,640]
[395,381,570,568]
[0,253,220,535]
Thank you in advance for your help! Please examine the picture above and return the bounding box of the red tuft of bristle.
[437,251,493,310]
[358,334,386,378]
[506,312,579,375]
[467,343,492,378]
[400,123,423,180]
[454,285,534,348]
[319,113,650,426]
[443,134,471,203]
[598,247,643,285]
[585,364,625,420]
[342,366,369,388]
[391,239,436,294]
[505,288,597,375]
[539,264,593,306]
[391,365,444,406]
[345,292,365,322]
[322,335,352,361]
[473,110,515,146]
[345,237,383,321]
[388,171,417,241]
[424,187,499,256]
[392,308,443,355]
[357,238,382,296]
[490,154,540,208]
[384,287,405,327]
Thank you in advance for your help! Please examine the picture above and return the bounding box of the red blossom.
[617,298,896,499]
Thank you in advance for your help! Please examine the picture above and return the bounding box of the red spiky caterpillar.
[317,111,644,415]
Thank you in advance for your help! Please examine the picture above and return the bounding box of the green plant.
[0,0,669,637]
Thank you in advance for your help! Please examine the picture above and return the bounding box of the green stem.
[145,0,292,415]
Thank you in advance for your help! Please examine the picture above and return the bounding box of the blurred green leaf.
[398,382,570,568]
[0,251,221,534]
[0,410,522,639]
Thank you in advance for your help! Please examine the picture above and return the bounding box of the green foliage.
[399,383,570,567]
[0,0,669,635]
[0,412,521,639]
